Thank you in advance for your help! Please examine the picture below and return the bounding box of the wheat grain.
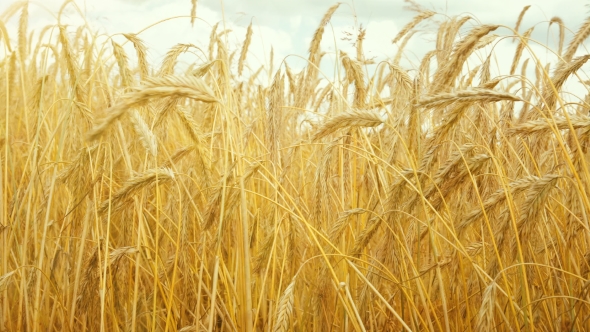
[563,17,590,62]
[312,110,383,141]
[393,30,417,65]
[273,278,295,332]
[238,22,252,77]
[109,246,139,266]
[122,33,149,81]
[510,27,533,75]
[190,0,197,26]
[544,55,590,109]
[58,25,91,121]
[297,3,340,108]
[0,270,15,292]
[329,208,366,243]
[514,5,531,36]
[416,88,520,108]
[98,167,174,214]
[475,281,497,332]
[392,10,435,44]
[112,40,134,87]
[159,43,195,76]
[341,51,366,108]
[475,34,498,50]
[17,1,27,59]
[508,114,590,136]
[88,75,218,140]
[129,109,157,156]
[351,216,383,257]
[550,17,565,56]
[266,72,284,164]
[431,25,499,93]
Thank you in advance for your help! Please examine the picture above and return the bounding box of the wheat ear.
[312,110,383,141]
[273,278,296,332]
[563,17,590,62]
[98,167,174,214]
[514,5,531,36]
[88,75,218,141]
[392,10,435,44]
[238,22,253,76]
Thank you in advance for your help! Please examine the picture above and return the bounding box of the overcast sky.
[1,0,589,87]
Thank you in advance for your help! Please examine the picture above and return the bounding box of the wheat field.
[1,0,590,331]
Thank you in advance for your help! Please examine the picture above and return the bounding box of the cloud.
[117,0,152,4]
[2,0,589,84]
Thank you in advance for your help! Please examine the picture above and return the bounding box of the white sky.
[1,0,589,90]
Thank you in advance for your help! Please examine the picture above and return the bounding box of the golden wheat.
[3,2,590,331]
